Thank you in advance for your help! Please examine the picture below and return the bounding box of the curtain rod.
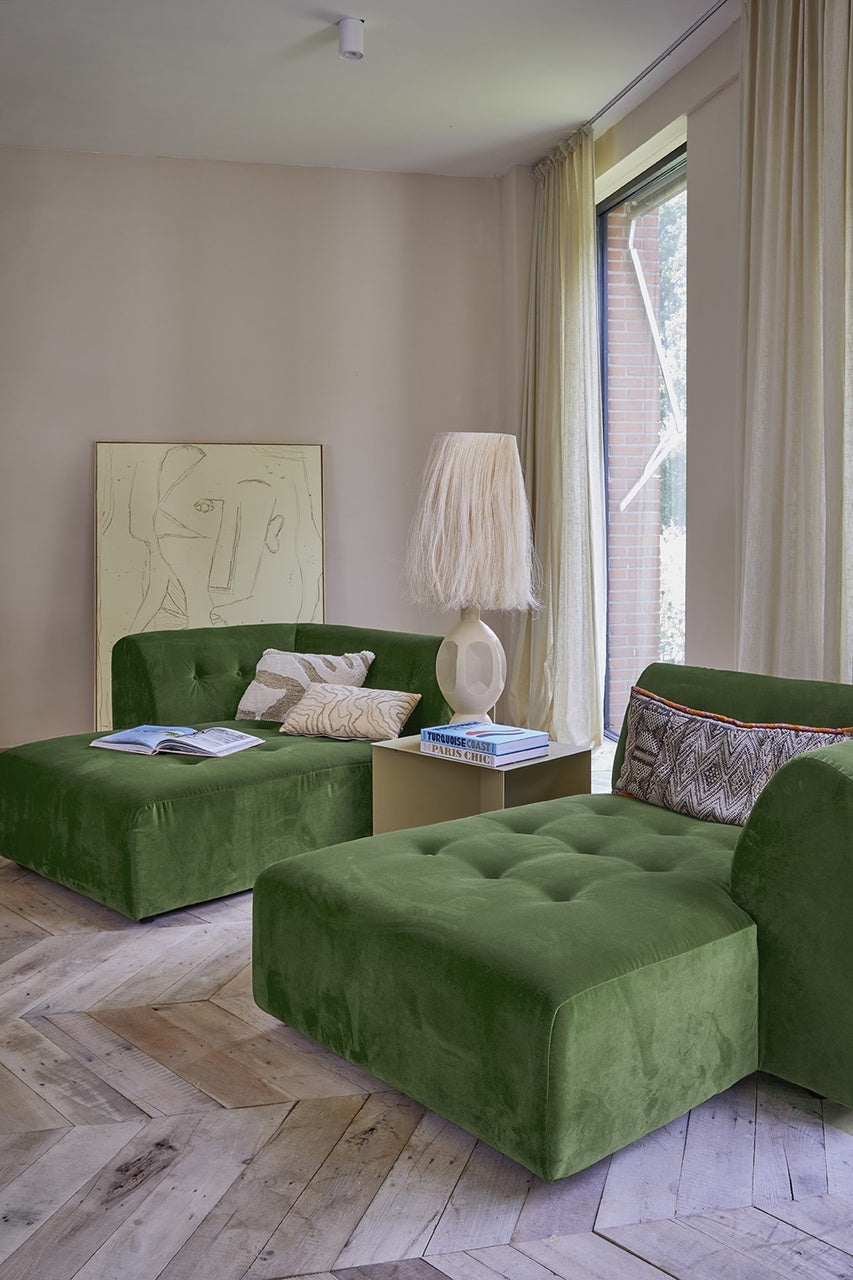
[536,0,732,168]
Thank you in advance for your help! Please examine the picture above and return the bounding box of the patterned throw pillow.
[279,684,421,741]
[235,649,374,723]
[614,686,853,826]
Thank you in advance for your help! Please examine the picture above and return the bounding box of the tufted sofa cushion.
[253,791,758,1181]
[111,622,447,735]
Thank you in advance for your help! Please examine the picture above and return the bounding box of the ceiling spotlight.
[337,17,364,61]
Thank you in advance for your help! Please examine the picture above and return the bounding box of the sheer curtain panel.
[737,0,853,680]
[508,128,606,748]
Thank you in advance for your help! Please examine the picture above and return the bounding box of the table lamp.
[405,432,536,723]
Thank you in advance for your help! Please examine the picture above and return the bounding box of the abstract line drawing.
[95,442,323,729]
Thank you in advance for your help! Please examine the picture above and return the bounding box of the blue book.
[420,721,550,755]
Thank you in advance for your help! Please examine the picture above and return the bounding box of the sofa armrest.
[730,742,853,1105]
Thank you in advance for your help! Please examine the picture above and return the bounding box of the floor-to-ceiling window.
[598,147,687,735]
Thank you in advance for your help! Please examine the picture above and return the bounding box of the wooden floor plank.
[0,1119,144,1266]
[334,1110,478,1268]
[676,1078,757,1216]
[425,1141,532,1257]
[153,998,371,1101]
[0,1114,207,1280]
[467,1241,587,1279]
[0,1060,72,1132]
[2,863,852,1280]
[821,1101,853,1199]
[0,927,155,1021]
[755,1194,853,1255]
[183,891,254,924]
[152,931,251,1004]
[0,1129,70,1195]
[336,1261,459,1280]
[87,925,230,1009]
[0,871,142,935]
[595,1113,688,1229]
[1,1016,148,1126]
[0,931,103,1019]
[243,1092,425,1278]
[753,1076,828,1203]
[157,1096,369,1280]
[62,1106,288,1280]
[91,1005,293,1107]
[0,856,31,884]
[511,1154,610,1243]
[750,1236,853,1279]
[598,1217,791,1279]
[678,1204,805,1254]
[0,904,48,965]
[425,1254,509,1280]
[21,926,195,1016]
[518,1232,674,1279]
[32,1011,221,1116]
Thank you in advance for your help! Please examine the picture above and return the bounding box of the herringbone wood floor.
[2,852,853,1280]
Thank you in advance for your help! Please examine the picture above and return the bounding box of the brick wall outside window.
[605,208,664,734]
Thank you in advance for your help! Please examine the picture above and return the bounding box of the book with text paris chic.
[419,739,549,768]
[420,721,549,755]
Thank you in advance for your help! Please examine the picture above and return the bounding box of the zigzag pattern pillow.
[615,686,853,826]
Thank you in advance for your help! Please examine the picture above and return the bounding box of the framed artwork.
[95,442,324,729]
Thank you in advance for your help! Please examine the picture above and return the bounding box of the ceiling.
[0,0,740,179]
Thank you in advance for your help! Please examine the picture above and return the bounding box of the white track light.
[337,17,364,60]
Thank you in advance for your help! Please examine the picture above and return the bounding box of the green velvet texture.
[731,742,853,1108]
[612,662,853,785]
[112,622,448,734]
[0,622,447,918]
[253,793,757,1181]
[0,722,376,920]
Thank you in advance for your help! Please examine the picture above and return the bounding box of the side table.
[372,735,592,835]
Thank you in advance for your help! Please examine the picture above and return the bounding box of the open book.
[90,725,263,756]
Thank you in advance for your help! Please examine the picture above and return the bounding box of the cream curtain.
[508,128,606,747]
[737,0,853,680]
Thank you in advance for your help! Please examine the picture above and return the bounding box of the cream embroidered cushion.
[235,649,374,723]
[615,686,853,826]
[280,684,421,741]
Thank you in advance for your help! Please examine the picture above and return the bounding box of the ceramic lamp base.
[436,607,506,723]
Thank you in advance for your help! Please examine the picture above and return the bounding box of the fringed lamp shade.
[406,432,537,722]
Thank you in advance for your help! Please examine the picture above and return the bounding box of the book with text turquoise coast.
[420,721,549,755]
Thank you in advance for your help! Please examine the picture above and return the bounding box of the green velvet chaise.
[0,622,447,920]
[253,662,853,1181]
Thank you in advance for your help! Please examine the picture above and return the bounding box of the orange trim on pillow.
[632,687,853,737]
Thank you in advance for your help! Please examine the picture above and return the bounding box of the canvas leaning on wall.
[95,442,324,730]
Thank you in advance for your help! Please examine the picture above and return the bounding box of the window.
[598,149,687,736]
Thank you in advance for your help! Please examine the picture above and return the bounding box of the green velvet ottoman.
[0,724,373,920]
[253,792,758,1181]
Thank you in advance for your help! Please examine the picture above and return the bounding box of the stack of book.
[420,721,550,768]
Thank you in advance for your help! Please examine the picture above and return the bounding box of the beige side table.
[372,735,592,835]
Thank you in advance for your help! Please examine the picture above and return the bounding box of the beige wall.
[0,23,742,748]
[595,21,742,671]
[0,149,507,745]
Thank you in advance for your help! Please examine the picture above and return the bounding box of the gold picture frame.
[95,442,324,729]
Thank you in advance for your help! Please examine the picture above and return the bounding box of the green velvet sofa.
[0,622,448,920]
[253,662,853,1182]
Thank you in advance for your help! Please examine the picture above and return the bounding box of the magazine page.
[90,726,196,753]
[159,727,263,756]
